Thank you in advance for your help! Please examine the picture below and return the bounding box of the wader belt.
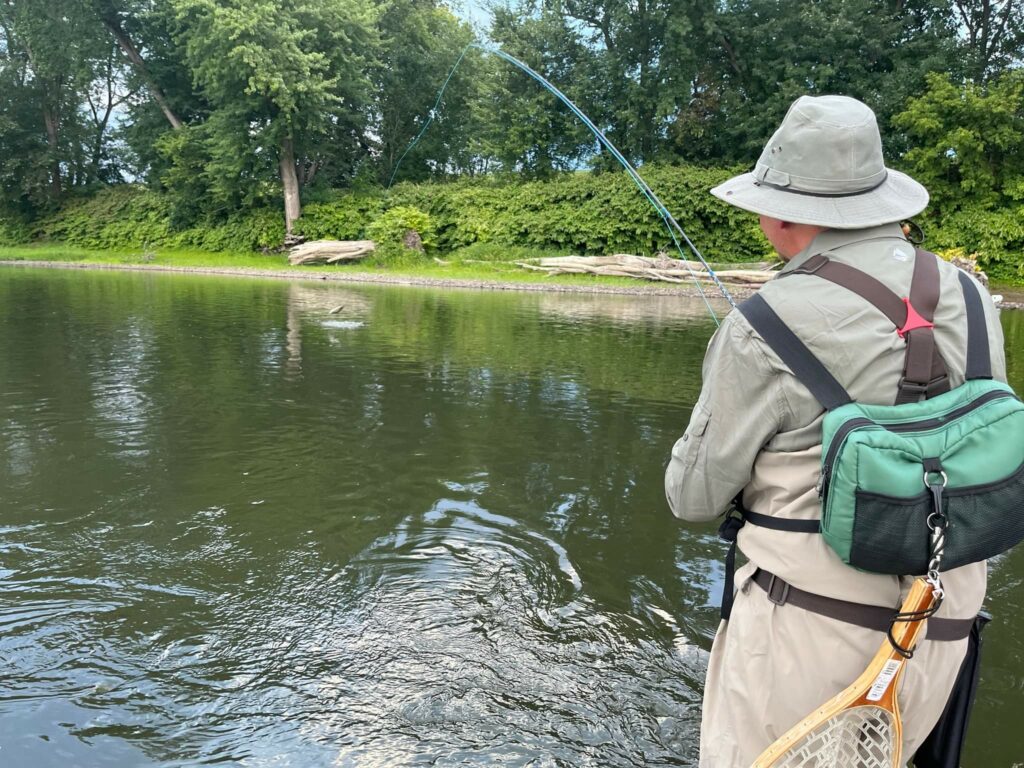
[750,568,975,641]
[784,249,951,403]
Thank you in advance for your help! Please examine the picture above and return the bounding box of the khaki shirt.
[665,223,1006,617]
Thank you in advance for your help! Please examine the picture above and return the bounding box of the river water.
[0,267,1020,767]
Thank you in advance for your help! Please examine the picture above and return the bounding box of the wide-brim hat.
[711,95,929,229]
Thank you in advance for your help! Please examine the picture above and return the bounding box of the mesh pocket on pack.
[850,462,1024,575]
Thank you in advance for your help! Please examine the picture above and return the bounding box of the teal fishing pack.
[818,378,1023,574]
[738,250,1024,577]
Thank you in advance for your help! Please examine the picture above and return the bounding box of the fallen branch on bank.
[288,240,375,266]
[514,254,777,285]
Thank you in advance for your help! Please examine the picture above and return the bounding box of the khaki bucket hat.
[711,95,928,229]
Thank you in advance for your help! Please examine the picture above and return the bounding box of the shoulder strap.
[790,253,907,325]
[788,250,951,403]
[958,270,992,380]
[899,250,950,403]
[738,294,853,411]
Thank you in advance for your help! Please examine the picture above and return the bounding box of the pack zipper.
[818,388,1016,504]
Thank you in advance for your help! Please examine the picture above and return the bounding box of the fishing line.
[387,43,736,323]
[387,46,470,190]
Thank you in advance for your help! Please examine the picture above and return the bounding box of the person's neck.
[778,224,828,261]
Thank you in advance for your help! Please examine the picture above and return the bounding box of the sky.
[450,0,494,37]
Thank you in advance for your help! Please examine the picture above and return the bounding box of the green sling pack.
[738,250,1024,576]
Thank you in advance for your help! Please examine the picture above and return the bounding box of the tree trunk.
[99,13,183,130]
[279,136,301,234]
[18,33,62,195]
[43,105,61,197]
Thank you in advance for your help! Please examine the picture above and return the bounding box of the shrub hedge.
[923,206,1024,283]
[2,165,1021,282]
[0,214,31,246]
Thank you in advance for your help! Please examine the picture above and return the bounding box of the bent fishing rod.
[388,43,737,324]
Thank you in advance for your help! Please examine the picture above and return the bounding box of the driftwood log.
[288,240,375,266]
[515,254,777,285]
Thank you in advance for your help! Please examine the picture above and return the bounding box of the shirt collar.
[780,223,908,274]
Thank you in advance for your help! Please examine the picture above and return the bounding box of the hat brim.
[710,169,928,229]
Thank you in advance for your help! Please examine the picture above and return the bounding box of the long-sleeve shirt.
[665,222,1005,615]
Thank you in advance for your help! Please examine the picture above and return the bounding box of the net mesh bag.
[764,705,897,768]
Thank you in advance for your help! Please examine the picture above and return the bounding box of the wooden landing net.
[752,578,938,768]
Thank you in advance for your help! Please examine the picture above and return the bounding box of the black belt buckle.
[897,377,930,395]
[766,574,790,606]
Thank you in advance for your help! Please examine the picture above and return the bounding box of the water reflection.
[537,292,731,325]
[284,284,373,379]
[89,323,156,462]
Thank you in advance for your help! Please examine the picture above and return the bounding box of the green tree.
[373,0,482,185]
[82,41,138,184]
[485,1,603,175]
[702,0,957,161]
[896,71,1024,279]
[0,50,48,212]
[896,70,1024,213]
[87,0,210,186]
[169,0,379,232]
[93,0,185,130]
[0,0,103,200]
[561,0,706,164]
[953,0,1024,82]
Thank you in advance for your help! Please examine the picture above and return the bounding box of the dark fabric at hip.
[913,612,991,767]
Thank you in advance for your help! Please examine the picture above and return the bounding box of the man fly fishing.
[665,95,1020,766]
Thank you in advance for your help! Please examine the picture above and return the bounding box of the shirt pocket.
[681,404,712,468]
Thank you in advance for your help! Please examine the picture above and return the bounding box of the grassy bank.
[0,244,697,291]
[0,244,290,270]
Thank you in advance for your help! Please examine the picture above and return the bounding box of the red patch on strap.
[898,297,934,338]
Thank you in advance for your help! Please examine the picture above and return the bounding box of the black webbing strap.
[719,520,975,641]
[738,294,853,412]
[744,509,821,533]
[718,503,820,620]
[718,514,743,621]
[750,569,975,641]
[958,271,992,380]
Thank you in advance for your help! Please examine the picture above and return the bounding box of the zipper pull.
[816,468,829,499]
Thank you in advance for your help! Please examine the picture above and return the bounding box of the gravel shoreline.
[2,258,1020,310]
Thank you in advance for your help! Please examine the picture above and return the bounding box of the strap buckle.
[897,373,948,396]
[766,574,791,606]
[897,378,929,395]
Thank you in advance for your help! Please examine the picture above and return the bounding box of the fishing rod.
[388,43,737,322]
